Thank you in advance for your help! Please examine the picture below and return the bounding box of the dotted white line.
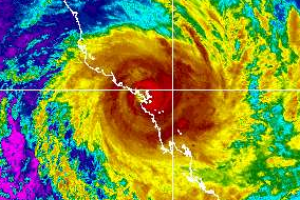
[63,0,220,199]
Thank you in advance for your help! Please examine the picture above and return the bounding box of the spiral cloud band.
[1,0,300,199]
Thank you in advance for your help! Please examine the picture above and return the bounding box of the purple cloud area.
[0,98,54,199]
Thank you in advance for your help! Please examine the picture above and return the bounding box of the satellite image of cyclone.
[1,0,300,199]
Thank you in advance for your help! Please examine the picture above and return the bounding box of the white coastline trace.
[63,0,220,199]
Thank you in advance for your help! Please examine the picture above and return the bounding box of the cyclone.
[1,0,300,200]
